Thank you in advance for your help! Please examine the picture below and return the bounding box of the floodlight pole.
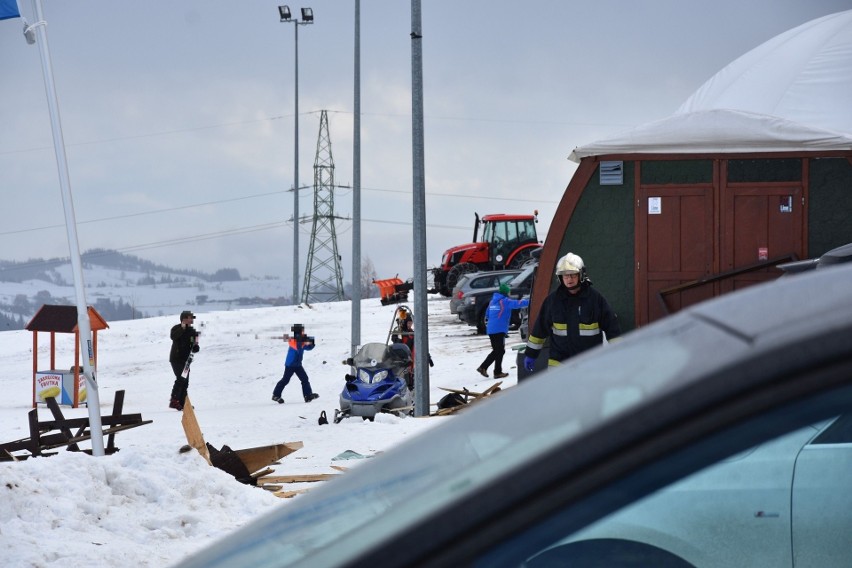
[279,6,313,303]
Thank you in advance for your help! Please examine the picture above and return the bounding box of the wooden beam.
[234,442,303,474]
[257,473,339,484]
[180,396,211,465]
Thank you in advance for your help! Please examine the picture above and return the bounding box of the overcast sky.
[1,1,849,291]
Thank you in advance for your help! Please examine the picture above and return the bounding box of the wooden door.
[720,183,805,292]
[636,185,715,326]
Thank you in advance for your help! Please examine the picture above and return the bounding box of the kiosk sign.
[34,370,86,406]
[35,372,62,403]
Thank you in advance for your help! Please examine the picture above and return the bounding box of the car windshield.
[184,330,708,567]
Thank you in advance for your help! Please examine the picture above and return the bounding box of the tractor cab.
[478,213,539,268]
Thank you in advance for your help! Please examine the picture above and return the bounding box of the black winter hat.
[180,311,195,320]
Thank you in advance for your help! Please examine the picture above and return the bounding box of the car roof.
[452,269,522,293]
[179,262,852,568]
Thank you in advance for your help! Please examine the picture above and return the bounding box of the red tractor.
[432,211,540,296]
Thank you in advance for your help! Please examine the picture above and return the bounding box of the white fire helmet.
[555,253,584,276]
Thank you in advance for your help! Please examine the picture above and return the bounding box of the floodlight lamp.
[301,7,314,22]
[278,5,292,21]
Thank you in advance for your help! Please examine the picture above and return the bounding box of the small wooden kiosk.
[26,305,109,408]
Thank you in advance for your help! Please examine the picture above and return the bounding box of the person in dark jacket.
[272,323,319,404]
[524,253,620,372]
[391,306,434,385]
[478,283,529,378]
[169,310,200,411]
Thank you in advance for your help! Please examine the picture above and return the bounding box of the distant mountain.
[0,249,289,330]
[0,249,375,331]
[0,248,240,285]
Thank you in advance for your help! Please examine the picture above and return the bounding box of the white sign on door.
[648,197,662,215]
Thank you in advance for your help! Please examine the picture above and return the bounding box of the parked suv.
[448,269,521,315]
[458,262,537,334]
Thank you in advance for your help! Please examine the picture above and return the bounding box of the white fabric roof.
[570,10,852,162]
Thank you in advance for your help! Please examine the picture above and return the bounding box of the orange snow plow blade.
[373,277,414,305]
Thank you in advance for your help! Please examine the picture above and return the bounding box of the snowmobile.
[334,342,414,423]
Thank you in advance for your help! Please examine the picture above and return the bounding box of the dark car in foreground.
[179,263,852,568]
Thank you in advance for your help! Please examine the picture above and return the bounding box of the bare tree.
[361,256,378,298]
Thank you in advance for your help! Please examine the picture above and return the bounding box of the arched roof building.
[534,10,852,331]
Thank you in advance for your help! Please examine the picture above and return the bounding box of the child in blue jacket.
[272,323,320,403]
[477,283,529,378]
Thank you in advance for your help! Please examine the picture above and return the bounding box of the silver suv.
[448,269,520,315]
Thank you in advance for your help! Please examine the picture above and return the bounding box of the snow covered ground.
[0,295,520,567]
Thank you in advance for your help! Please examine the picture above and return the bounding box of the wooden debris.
[180,396,210,465]
[431,381,503,416]
[0,390,151,460]
[179,400,306,488]
[257,473,339,484]
[235,442,303,473]
[274,489,310,499]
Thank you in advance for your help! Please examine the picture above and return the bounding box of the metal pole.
[293,21,301,303]
[351,0,361,356]
[31,0,104,455]
[410,0,430,416]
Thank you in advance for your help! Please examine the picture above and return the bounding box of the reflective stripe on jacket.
[526,282,620,364]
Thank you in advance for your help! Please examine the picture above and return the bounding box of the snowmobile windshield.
[384,343,412,376]
[352,343,391,370]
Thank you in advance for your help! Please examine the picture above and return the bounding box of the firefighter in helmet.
[523,252,620,373]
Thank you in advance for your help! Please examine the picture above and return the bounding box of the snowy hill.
[0,293,513,567]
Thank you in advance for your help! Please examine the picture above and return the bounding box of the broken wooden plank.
[45,397,80,451]
[180,396,211,465]
[431,381,503,416]
[235,442,303,474]
[257,473,339,484]
[250,467,275,480]
[438,381,503,399]
[273,488,309,499]
[107,389,125,452]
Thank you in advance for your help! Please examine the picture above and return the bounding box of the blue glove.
[523,356,536,372]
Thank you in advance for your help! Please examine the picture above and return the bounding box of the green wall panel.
[809,158,852,257]
[641,160,712,185]
[557,162,636,332]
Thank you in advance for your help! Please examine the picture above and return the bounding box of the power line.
[0,183,552,238]
[0,215,475,274]
[0,189,290,236]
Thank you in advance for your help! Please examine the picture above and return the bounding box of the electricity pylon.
[301,110,345,304]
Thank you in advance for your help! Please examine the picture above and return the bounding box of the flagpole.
[29,0,105,456]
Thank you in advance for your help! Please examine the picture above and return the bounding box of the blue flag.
[0,0,19,21]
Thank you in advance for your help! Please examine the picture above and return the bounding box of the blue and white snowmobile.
[334,342,414,423]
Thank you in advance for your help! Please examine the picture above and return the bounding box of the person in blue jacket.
[477,283,529,378]
[272,323,320,404]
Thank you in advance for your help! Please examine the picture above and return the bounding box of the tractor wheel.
[446,263,478,294]
[509,247,535,268]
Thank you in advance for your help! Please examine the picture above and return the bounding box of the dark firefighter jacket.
[525,282,620,366]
